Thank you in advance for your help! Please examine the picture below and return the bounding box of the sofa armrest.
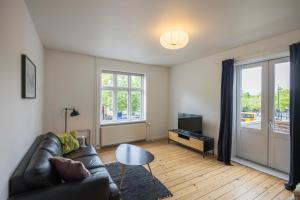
[9,174,110,200]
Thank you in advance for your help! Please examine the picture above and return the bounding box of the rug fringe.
[159,193,173,199]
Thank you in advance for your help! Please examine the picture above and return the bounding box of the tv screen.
[178,113,202,133]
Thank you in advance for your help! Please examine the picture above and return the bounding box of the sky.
[241,62,290,95]
[275,62,290,90]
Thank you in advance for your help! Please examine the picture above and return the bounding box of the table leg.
[119,164,126,190]
[147,164,155,183]
[147,163,158,199]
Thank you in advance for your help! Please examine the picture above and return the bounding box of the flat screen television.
[178,113,203,134]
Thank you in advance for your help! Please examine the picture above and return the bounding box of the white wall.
[0,0,44,199]
[44,49,169,146]
[44,50,96,140]
[169,29,300,153]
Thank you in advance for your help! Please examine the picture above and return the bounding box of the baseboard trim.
[100,139,146,148]
[148,135,168,141]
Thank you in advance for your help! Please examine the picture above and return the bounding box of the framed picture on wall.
[21,54,36,99]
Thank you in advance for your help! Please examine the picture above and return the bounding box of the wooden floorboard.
[98,139,292,200]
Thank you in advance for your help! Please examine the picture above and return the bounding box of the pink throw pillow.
[49,157,90,181]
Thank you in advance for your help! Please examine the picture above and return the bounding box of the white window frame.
[100,70,146,125]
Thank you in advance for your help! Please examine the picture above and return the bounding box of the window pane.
[131,75,142,88]
[240,66,262,129]
[117,91,128,120]
[101,90,113,121]
[101,73,113,87]
[273,62,290,134]
[117,74,128,88]
[131,91,141,119]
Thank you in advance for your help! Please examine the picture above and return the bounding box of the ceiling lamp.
[160,30,189,49]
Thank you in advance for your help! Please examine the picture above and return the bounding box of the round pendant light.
[160,30,189,49]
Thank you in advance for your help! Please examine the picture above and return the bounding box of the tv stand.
[168,129,214,158]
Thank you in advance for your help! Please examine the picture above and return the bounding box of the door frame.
[233,52,290,173]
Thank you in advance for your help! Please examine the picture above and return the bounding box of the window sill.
[100,120,146,127]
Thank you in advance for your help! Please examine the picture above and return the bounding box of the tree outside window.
[101,71,145,123]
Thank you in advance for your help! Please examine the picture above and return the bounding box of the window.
[240,66,262,129]
[101,71,145,124]
[273,61,290,134]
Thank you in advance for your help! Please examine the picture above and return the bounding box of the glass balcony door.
[268,58,290,173]
[236,61,269,166]
[236,57,290,173]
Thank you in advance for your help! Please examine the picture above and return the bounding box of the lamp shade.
[160,30,189,49]
[70,109,80,117]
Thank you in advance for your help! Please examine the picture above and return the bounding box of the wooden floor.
[98,139,292,200]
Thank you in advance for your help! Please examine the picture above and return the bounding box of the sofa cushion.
[24,149,61,189]
[9,135,44,196]
[49,157,90,181]
[64,145,97,159]
[89,167,120,200]
[38,133,62,156]
[44,132,62,145]
[74,155,104,169]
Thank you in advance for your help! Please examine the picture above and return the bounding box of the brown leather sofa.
[9,132,120,200]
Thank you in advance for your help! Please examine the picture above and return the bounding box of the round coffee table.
[115,144,155,191]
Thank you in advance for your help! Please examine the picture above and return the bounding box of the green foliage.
[101,90,141,116]
[131,76,141,88]
[101,90,112,109]
[117,91,128,111]
[241,88,290,112]
[115,91,141,112]
[241,92,261,112]
[101,73,113,86]
[274,87,290,111]
[131,91,141,113]
[117,75,128,87]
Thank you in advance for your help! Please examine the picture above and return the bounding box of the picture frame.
[21,54,36,99]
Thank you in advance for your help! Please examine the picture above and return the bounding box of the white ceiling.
[26,0,300,66]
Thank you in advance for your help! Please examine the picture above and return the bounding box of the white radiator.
[100,122,147,146]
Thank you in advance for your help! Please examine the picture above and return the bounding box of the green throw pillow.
[57,131,80,154]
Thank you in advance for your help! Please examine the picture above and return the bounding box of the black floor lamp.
[64,107,80,132]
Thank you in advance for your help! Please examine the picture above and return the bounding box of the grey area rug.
[105,162,172,200]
